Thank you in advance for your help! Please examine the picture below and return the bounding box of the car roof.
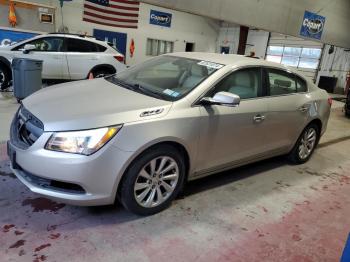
[25,33,107,47]
[10,33,123,54]
[169,52,302,76]
[47,33,107,44]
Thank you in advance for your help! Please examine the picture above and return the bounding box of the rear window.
[107,42,121,53]
[296,76,307,92]
[266,68,308,95]
[67,38,100,52]
[267,69,297,95]
[96,44,107,52]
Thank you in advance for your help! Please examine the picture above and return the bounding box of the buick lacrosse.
[8,53,331,215]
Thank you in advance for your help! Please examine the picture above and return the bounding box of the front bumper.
[8,132,134,206]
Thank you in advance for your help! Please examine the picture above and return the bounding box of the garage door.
[265,33,323,82]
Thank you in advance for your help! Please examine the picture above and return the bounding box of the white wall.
[317,45,350,93]
[142,0,350,48]
[28,0,219,66]
[0,1,55,32]
[216,25,269,59]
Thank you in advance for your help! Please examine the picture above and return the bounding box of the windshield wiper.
[110,78,135,91]
[110,77,170,100]
[132,83,166,100]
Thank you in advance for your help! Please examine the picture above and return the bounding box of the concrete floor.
[1,93,350,262]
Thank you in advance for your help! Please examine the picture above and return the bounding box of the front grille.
[10,106,44,149]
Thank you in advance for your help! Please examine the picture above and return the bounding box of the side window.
[96,44,107,52]
[14,37,64,52]
[212,68,262,99]
[267,69,297,95]
[66,39,98,52]
[296,76,307,92]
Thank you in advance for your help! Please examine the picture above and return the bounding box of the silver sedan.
[8,52,331,215]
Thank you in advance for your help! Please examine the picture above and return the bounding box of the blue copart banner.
[93,29,127,57]
[150,9,172,28]
[0,29,38,47]
[300,10,326,40]
[341,234,350,262]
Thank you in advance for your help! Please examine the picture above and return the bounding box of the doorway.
[220,46,230,54]
[185,42,195,52]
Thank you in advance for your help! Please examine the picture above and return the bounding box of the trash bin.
[12,58,43,100]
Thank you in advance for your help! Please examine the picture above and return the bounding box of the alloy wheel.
[298,127,317,160]
[134,156,179,208]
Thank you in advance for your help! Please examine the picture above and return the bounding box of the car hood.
[0,45,11,50]
[22,78,172,131]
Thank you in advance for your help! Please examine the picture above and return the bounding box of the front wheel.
[0,64,11,90]
[120,145,185,216]
[288,123,320,164]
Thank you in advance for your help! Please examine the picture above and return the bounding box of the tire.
[120,145,186,216]
[345,106,350,118]
[345,98,350,117]
[287,123,320,164]
[90,68,114,79]
[0,64,11,90]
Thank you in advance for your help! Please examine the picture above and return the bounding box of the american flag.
[83,0,140,29]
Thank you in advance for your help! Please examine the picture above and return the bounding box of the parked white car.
[0,33,126,90]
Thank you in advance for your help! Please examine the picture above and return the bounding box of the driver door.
[11,36,65,79]
[195,67,270,174]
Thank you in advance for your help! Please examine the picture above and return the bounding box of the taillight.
[327,97,333,106]
[114,55,124,63]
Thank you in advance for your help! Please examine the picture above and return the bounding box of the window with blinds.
[146,38,174,56]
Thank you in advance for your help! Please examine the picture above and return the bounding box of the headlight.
[45,126,122,155]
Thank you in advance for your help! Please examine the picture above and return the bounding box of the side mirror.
[23,44,36,54]
[201,91,240,107]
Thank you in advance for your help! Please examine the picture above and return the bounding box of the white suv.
[0,33,127,90]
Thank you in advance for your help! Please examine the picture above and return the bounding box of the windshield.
[109,56,223,101]
[107,42,121,53]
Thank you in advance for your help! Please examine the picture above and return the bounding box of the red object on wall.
[8,1,17,27]
[129,39,135,58]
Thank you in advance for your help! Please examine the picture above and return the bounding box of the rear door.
[64,38,103,80]
[263,68,310,152]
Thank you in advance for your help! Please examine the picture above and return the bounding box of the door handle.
[253,114,265,123]
[298,105,309,113]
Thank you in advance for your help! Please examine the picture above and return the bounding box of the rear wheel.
[89,68,115,79]
[120,145,185,216]
[346,106,350,117]
[0,64,11,90]
[345,95,350,117]
[288,123,320,164]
